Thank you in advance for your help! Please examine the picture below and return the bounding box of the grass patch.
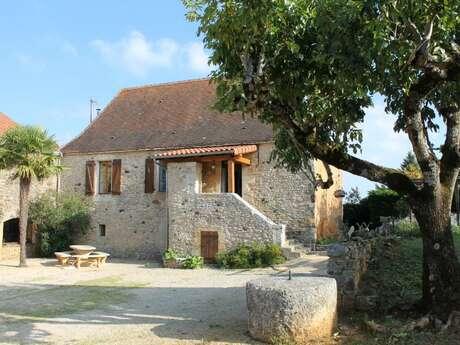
[360,231,460,313]
[0,275,148,321]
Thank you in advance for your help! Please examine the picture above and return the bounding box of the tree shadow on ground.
[0,258,328,344]
[0,284,255,344]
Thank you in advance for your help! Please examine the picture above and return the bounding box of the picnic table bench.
[55,251,110,268]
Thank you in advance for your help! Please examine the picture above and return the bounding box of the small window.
[99,224,106,237]
[99,161,112,194]
[159,164,167,192]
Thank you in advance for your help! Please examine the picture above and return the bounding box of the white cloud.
[90,31,212,77]
[357,100,411,167]
[91,31,179,77]
[183,42,213,73]
[62,41,78,56]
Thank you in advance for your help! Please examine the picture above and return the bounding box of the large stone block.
[246,276,337,344]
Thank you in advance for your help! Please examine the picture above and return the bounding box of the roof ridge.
[120,77,211,93]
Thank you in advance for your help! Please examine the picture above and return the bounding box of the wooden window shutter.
[145,158,155,193]
[112,159,122,195]
[85,161,96,195]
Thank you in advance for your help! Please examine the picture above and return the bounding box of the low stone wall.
[327,238,377,311]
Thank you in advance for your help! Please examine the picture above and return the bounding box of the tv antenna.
[89,98,99,123]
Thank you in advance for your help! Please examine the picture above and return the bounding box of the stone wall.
[60,143,344,259]
[0,170,56,259]
[61,151,168,259]
[314,161,343,240]
[243,143,317,242]
[168,161,285,255]
[327,238,377,311]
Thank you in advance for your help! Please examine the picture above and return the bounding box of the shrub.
[216,243,285,269]
[162,249,180,261]
[162,250,204,269]
[29,192,92,257]
[453,225,460,235]
[394,220,420,238]
[182,255,204,269]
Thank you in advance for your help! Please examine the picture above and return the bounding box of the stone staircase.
[281,238,329,260]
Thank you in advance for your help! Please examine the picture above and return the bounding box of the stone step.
[281,247,303,260]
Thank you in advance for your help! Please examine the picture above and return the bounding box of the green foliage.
[367,187,410,225]
[317,236,338,245]
[162,250,203,269]
[346,187,362,205]
[162,249,180,261]
[184,0,460,175]
[216,243,285,269]
[361,233,460,313]
[344,186,410,228]
[29,191,92,257]
[394,220,421,239]
[0,125,62,180]
[182,255,204,269]
[401,152,422,179]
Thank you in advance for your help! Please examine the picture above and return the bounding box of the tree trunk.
[412,195,460,319]
[18,177,31,267]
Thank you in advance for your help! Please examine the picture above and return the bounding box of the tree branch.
[404,74,439,179]
[275,108,419,196]
[440,105,460,184]
[316,161,334,189]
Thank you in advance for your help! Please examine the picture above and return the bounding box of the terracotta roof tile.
[154,144,258,158]
[0,112,17,135]
[61,79,273,154]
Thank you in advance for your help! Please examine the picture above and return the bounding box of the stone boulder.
[246,276,337,344]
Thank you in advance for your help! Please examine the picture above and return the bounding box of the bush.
[163,249,180,261]
[182,255,204,269]
[394,220,420,238]
[162,250,204,269]
[344,186,411,228]
[29,192,92,257]
[216,243,285,269]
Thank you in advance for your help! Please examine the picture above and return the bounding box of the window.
[99,161,112,194]
[99,224,106,237]
[159,164,167,192]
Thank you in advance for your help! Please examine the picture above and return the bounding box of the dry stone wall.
[327,238,377,311]
[61,151,168,259]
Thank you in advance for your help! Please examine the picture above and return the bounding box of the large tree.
[0,126,62,267]
[184,0,460,320]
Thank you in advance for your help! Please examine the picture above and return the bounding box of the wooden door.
[201,231,218,263]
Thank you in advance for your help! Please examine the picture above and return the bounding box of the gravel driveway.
[0,256,328,345]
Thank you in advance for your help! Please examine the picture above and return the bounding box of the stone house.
[0,113,57,260]
[61,79,343,260]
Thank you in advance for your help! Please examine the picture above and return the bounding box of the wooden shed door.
[201,231,218,263]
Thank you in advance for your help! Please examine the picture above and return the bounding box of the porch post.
[227,159,235,193]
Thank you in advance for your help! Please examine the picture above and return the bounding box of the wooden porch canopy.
[154,145,257,192]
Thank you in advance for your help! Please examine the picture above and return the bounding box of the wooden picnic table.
[69,245,96,255]
[55,250,110,268]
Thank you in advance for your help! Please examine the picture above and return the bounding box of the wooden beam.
[160,154,251,165]
[234,155,251,166]
[161,155,232,163]
[227,160,235,193]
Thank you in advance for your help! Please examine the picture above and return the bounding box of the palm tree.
[0,126,62,267]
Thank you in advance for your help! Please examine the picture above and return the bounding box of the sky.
[0,1,443,195]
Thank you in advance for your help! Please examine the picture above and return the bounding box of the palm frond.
[0,125,62,180]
